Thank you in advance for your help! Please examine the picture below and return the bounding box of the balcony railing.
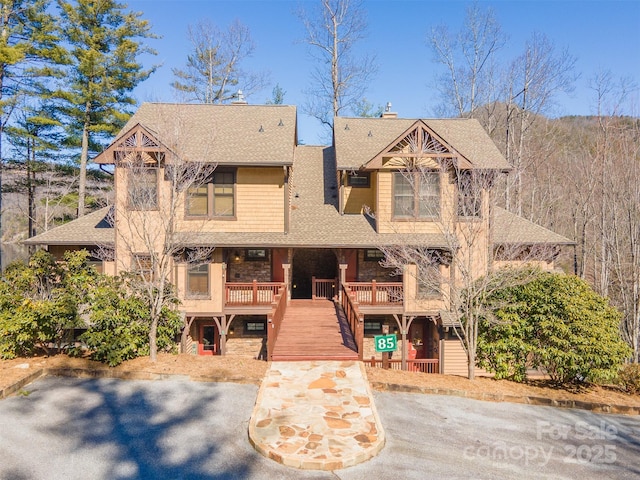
[312,276,337,300]
[368,357,440,374]
[345,281,403,306]
[225,281,285,306]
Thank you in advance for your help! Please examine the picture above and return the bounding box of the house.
[25,102,573,375]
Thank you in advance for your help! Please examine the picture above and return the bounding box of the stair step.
[271,299,357,361]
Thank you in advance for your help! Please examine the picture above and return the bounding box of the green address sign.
[374,334,397,352]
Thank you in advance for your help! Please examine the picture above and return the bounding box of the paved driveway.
[0,376,638,479]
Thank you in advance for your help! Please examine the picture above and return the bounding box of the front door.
[198,323,218,355]
[409,321,425,359]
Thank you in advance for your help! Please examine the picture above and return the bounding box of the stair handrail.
[266,284,288,361]
[341,283,364,360]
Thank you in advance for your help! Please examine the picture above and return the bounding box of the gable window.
[187,263,210,298]
[347,171,370,187]
[128,167,158,210]
[393,171,440,219]
[186,169,236,218]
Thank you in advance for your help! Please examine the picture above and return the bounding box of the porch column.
[338,263,348,302]
[211,316,226,356]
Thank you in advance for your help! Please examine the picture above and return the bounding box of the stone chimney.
[381,101,397,118]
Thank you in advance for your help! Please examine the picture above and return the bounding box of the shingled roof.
[95,103,297,166]
[176,146,449,248]
[492,207,574,245]
[333,116,510,171]
[23,207,114,246]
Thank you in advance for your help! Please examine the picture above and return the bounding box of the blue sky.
[127,0,640,145]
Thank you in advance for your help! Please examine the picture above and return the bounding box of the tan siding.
[343,177,375,214]
[178,262,225,314]
[376,170,448,235]
[441,339,490,377]
[180,167,285,233]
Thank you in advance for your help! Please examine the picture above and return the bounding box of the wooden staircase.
[271,299,359,361]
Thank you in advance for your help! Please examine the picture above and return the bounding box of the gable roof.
[492,207,574,245]
[23,207,114,246]
[333,116,510,171]
[95,103,297,166]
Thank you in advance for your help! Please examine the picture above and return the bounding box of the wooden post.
[338,264,347,302]
[312,276,317,300]
[382,324,390,369]
[371,279,377,305]
[252,279,258,305]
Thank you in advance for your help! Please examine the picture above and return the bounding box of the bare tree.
[503,32,577,215]
[378,164,556,379]
[113,119,216,362]
[429,2,505,126]
[171,19,267,103]
[298,0,377,129]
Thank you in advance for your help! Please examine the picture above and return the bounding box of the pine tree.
[55,0,157,217]
[0,0,64,252]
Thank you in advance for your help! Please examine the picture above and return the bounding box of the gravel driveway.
[0,376,638,479]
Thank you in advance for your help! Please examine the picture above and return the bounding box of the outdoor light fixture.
[234,251,241,262]
[229,326,235,335]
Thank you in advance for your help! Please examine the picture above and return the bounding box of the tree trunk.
[149,316,158,362]
[78,104,91,217]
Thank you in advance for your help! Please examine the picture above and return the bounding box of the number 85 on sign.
[374,334,397,352]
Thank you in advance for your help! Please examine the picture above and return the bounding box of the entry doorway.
[291,249,337,299]
[198,322,218,355]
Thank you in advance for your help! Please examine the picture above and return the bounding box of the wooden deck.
[271,299,359,361]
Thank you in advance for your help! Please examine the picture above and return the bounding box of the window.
[393,171,440,219]
[186,169,236,218]
[213,171,235,217]
[128,167,158,209]
[417,265,441,298]
[187,185,209,216]
[244,319,266,335]
[364,321,383,334]
[187,263,209,297]
[457,173,482,218]
[246,249,268,261]
[132,255,153,281]
[364,249,384,261]
[347,172,370,187]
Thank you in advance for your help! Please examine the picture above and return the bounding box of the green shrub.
[618,363,640,394]
[0,250,96,359]
[477,273,631,384]
[78,275,181,366]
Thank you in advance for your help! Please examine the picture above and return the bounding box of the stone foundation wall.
[225,338,267,359]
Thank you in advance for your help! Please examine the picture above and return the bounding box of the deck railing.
[368,357,440,374]
[345,281,403,306]
[267,285,287,360]
[341,284,364,360]
[312,276,337,300]
[225,281,284,306]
